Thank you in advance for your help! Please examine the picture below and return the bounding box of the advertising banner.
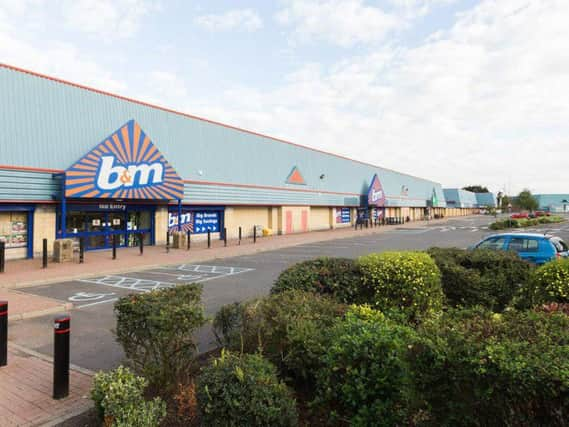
[168,211,221,234]
[335,207,351,224]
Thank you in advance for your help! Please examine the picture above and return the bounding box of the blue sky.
[1,0,567,194]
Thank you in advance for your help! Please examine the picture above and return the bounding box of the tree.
[516,189,539,212]
[462,185,489,193]
[501,195,511,211]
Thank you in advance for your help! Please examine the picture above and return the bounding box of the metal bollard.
[238,226,242,245]
[253,226,257,243]
[139,233,144,255]
[166,232,170,253]
[207,230,211,249]
[79,238,85,264]
[187,230,191,251]
[0,301,7,367]
[0,242,4,273]
[53,315,70,399]
[112,234,117,259]
[42,238,48,269]
[224,228,227,247]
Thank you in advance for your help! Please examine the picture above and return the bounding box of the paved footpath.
[0,345,93,427]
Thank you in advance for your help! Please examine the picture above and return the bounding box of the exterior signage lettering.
[168,211,221,234]
[367,174,386,207]
[65,120,183,200]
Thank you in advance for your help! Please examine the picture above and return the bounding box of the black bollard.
[42,238,48,269]
[0,301,7,367]
[238,226,242,245]
[166,232,170,253]
[112,234,117,260]
[187,230,191,250]
[253,226,257,243]
[224,228,227,247]
[207,230,211,249]
[53,315,70,399]
[0,241,4,273]
[79,238,85,264]
[139,233,144,255]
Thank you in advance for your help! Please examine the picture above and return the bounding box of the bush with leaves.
[314,305,418,426]
[427,247,531,311]
[91,366,166,427]
[518,258,569,307]
[114,284,206,392]
[271,257,365,303]
[411,308,569,426]
[358,251,443,321]
[213,290,345,383]
[197,351,298,427]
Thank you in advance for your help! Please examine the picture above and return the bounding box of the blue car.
[472,233,569,264]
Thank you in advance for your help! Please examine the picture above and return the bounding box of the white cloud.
[61,0,157,40]
[195,9,263,32]
[192,0,569,194]
[276,0,401,47]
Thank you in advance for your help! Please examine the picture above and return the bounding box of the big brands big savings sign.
[367,174,386,207]
[65,120,183,200]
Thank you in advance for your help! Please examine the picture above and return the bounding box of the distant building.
[534,195,569,213]
[475,192,497,208]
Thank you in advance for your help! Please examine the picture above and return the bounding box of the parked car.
[471,233,569,264]
[534,211,551,217]
[511,212,529,219]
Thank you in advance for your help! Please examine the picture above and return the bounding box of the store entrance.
[62,205,154,250]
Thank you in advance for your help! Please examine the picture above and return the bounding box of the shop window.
[0,212,28,249]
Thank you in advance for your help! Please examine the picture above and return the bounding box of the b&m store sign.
[367,174,385,207]
[65,120,183,200]
[168,211,220,234]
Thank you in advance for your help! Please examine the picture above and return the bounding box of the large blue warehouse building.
[0,63,472,259]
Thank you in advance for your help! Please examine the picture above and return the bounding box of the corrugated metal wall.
[0,65,446,207]
[0,169,60,201]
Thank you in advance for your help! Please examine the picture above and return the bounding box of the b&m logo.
[367,174,386,207]
[96,156,164,191]
[65,120,183,200]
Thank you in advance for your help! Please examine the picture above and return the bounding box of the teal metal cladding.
[0,65,445,207]
[443,189,478,208]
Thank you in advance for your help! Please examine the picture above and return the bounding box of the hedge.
[358,251,443,321]
[197,351,298,427]
[213,290,345,383]
[271,257,365,303]
[518,258,569,307]
[427,247,531,311]
[114,284,206,392]
[412,308,569,426]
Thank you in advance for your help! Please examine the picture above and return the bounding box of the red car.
[511,213,529,219]
[534,211,551,217]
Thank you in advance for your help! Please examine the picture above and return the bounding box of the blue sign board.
[336,207,351,224]
[168,211,220,234]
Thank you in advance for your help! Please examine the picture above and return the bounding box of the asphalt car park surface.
[9,215,569,371]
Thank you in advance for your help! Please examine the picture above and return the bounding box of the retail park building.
[0,64,492,260]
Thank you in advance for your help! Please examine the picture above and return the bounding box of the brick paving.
[0,290,71,322]
[0,219,450,290]
[0,346,93,427]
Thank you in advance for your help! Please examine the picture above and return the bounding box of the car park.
[472,233,569,264]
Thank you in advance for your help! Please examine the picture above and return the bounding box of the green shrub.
[314,305,417,426]
[197,351,298,427]
[412,308,569,426]
[519,259,569,307]
[358,251,443,321]
[271,257,365,303]
[91,366,167,427]
[114,284,207,392]
[213,290,345,383]
[428,247,531,311]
